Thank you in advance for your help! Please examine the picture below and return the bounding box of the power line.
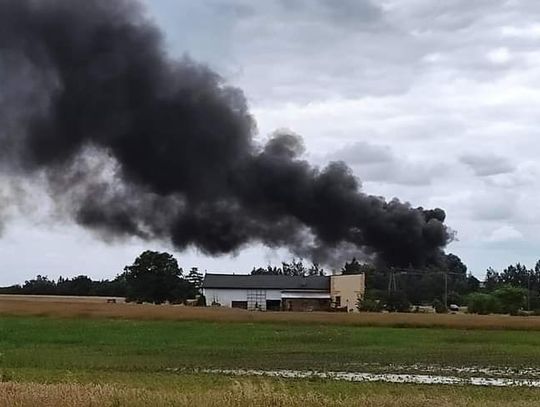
[379,267,467,305]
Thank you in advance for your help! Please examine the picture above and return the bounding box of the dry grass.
[0,294,126,303]
[1,295,540,330]
[0,380,537,407]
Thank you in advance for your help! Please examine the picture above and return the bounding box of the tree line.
[354,258,540,315]
[3,250,540,314]
[250,254,540,315]
[0,251,204,305]
[466,262,540,315]
[251,259,325,277]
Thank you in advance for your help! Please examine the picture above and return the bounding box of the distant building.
[330,274,366,312]
[202,273,364,312]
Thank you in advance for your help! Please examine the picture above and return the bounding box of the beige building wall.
[330,274,365,312]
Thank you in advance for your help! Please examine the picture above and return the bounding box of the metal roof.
[202,273,330,291]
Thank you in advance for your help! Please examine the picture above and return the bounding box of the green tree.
[282,259,307,276]
[251,267,268,275]
[251,265,283,275]
[357,291,383,312]
[341,258,362,275]
[447,291,463,306]
[467,293,500,315]
[385,291,411,313]
[432,298,448,313]
[484,267,500,291]
[493,285,526,315]
[250,261,323,276]
[123,251,193,304]
[499,264,530,288]
[186,267,204,292]
[57,275,92,296]
[533,261,540,292]
[308,263,325,276]
[91,275,127,297]
[485,263,538,293]
[466,274,481,293]
[22,275,56,295]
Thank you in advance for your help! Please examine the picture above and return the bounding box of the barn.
[202,273,364,312]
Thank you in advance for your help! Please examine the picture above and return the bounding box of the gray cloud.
[328,142,446,186]
[460,154,515,177]
[278,0,383,27]
[328,142,393,165]
[355,162,446,186]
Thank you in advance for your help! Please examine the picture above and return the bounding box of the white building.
[202,273,364,312]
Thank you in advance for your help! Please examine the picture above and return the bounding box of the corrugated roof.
[202,273,330,290]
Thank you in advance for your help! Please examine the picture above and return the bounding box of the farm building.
[202,273,364,312]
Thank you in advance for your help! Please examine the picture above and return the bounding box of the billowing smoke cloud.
[0,0,452,268]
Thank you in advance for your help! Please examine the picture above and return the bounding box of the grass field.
[2,316,540,372]
[2,297,540,405]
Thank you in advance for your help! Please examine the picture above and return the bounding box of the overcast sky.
[2,0,540,285]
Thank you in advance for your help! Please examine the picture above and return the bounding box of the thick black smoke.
[0,0,452,268]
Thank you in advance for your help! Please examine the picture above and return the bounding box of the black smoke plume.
[0,0,452,268]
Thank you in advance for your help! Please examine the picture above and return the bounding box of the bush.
[432,299,447,314]
[357,297,383,312]
[447,291,463,306]
[385,291,411,313]
[357,290,385,312]
[493,286,526,315]
[196,295,207,307]
[529,294,540,310]
[467,293,500,314]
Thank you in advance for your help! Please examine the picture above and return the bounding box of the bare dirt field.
[1,294,540,330]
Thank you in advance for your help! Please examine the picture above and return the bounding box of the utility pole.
[528,272,531,311]
[387,269,397,293]
[444,272,448,307]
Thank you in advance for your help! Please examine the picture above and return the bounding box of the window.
[231,301,248,309]
[266,300,281,311]
[247,289,267,311]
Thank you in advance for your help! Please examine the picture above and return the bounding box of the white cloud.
[486,225,523,243]
[487,47,512,64]
[501,24,540,39]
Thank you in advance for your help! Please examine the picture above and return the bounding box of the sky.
[1,0,540,285]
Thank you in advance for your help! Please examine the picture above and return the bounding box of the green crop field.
[2,315,540,406]
[2,316,540,372]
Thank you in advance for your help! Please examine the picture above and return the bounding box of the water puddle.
[345,363,540,379]
[186,368,540,388]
